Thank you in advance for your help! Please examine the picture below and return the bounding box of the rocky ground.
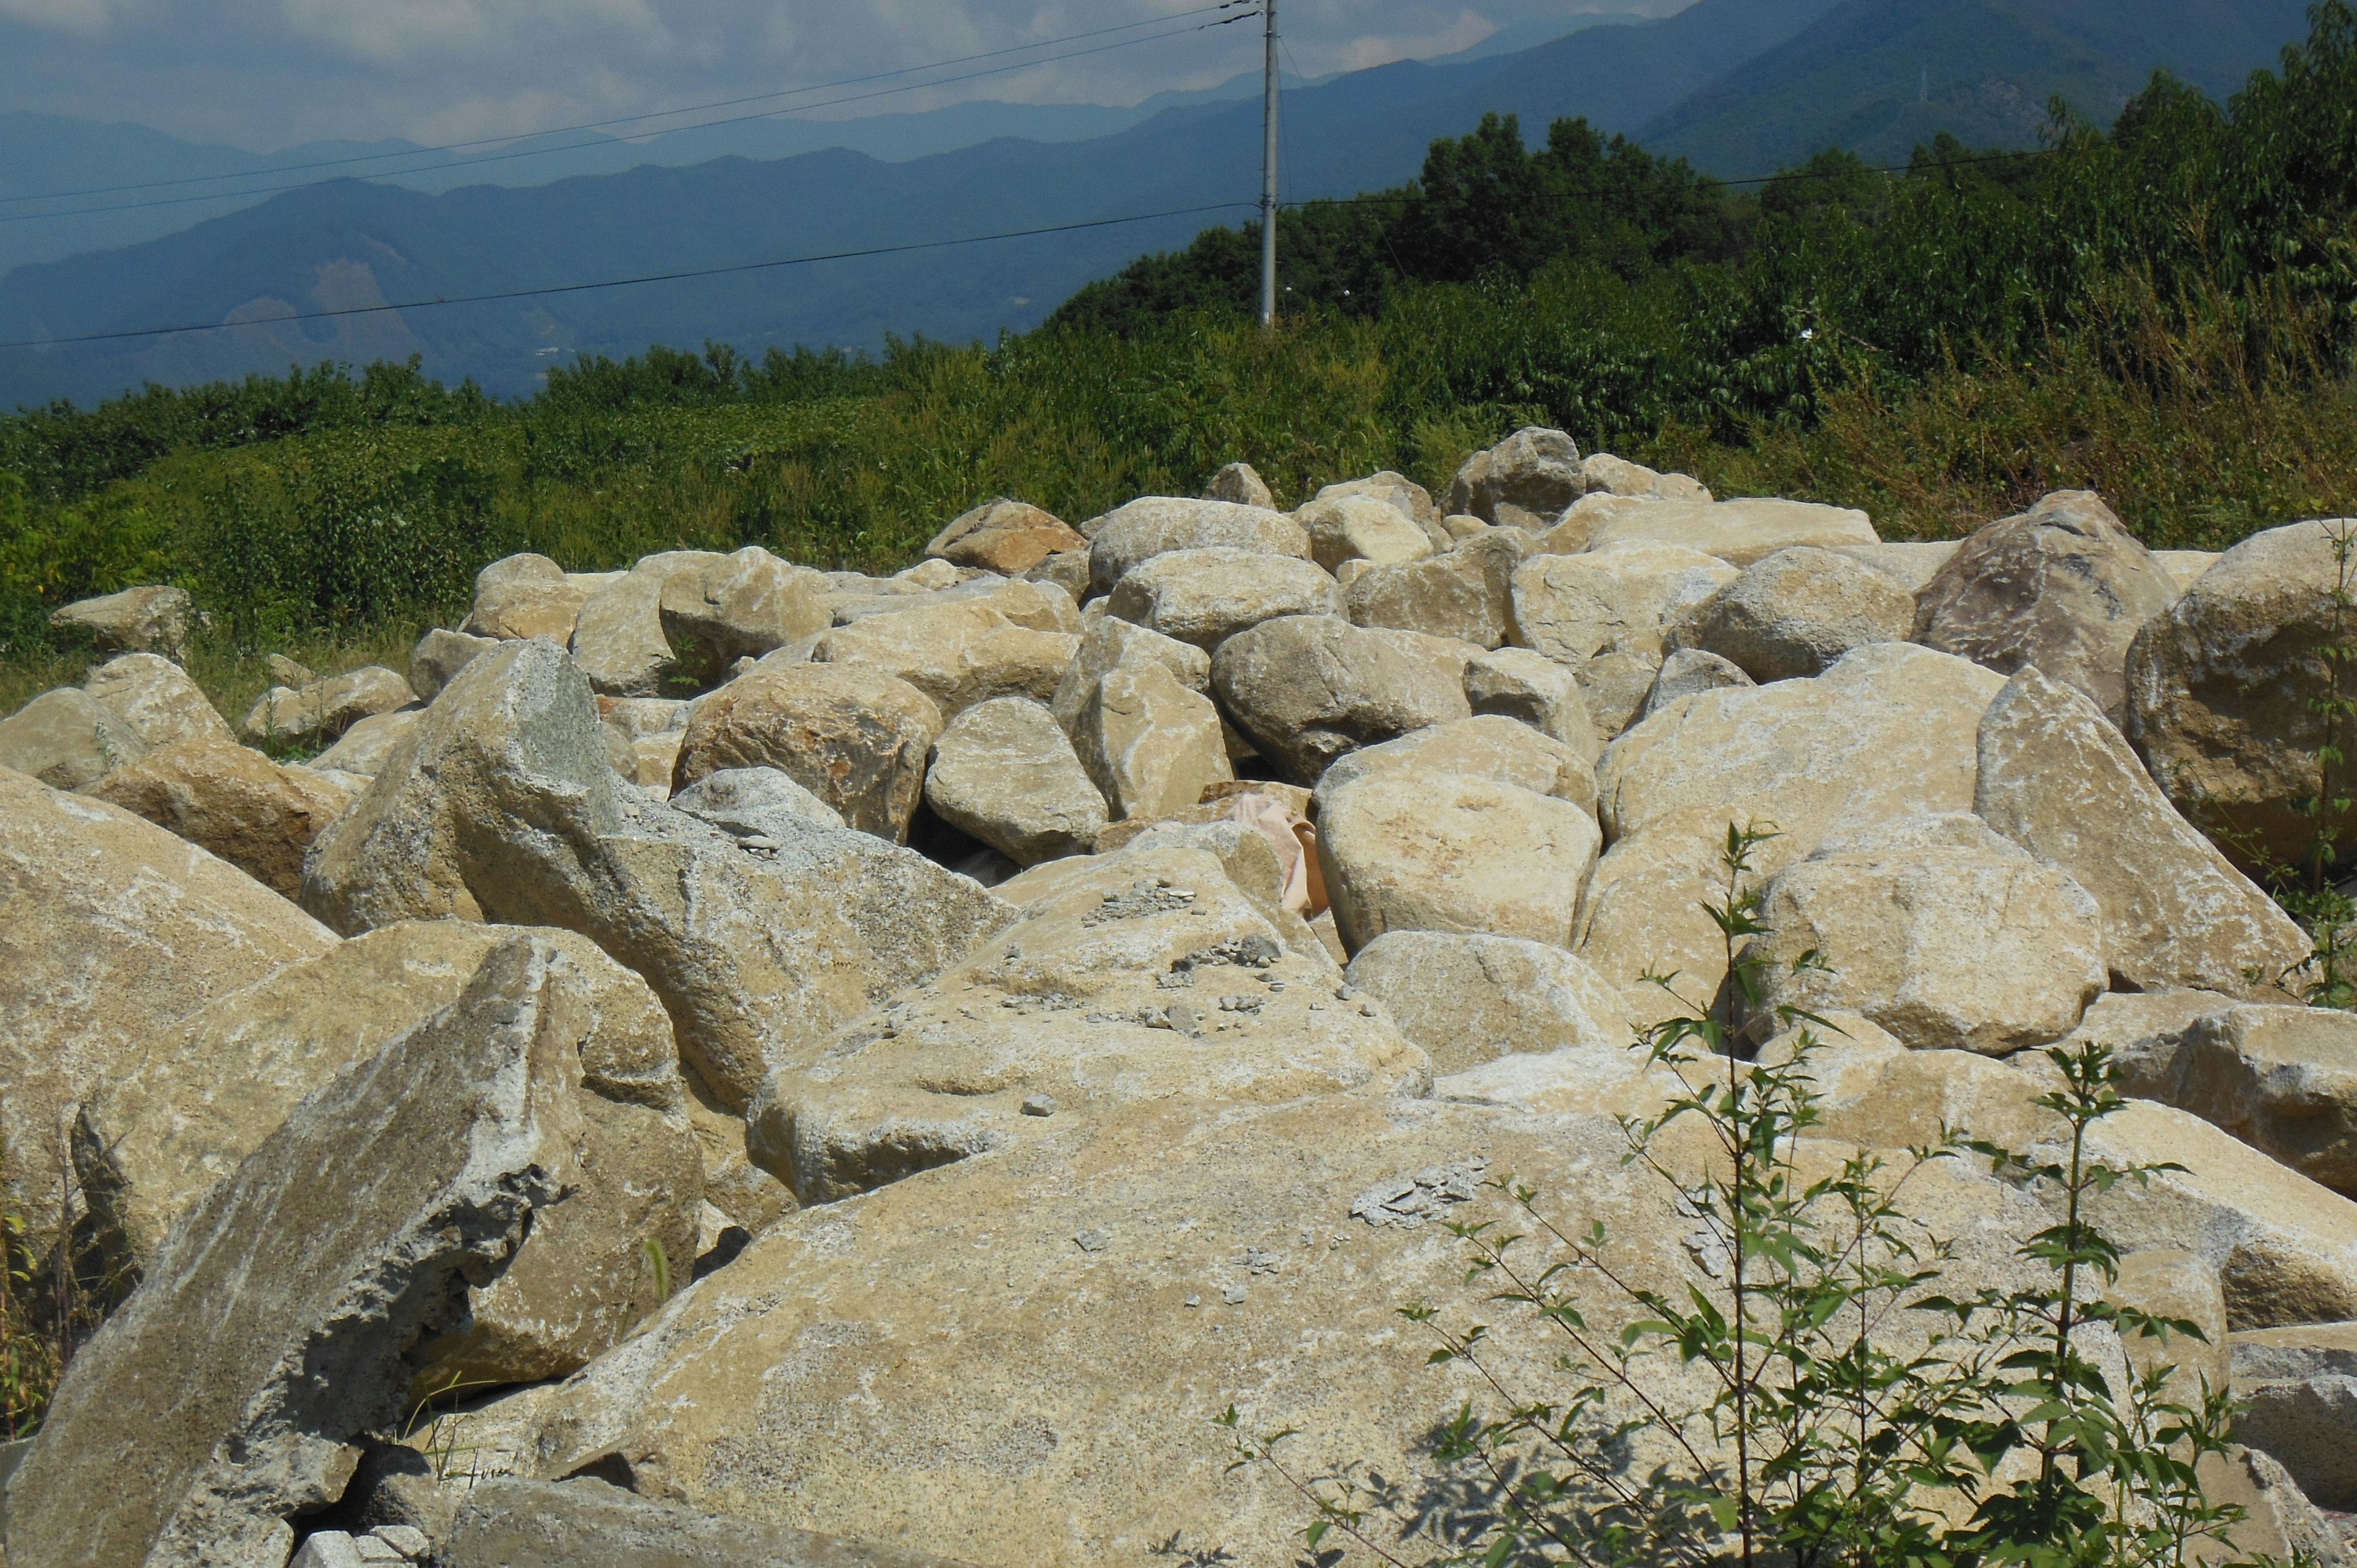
[6,430,2357,1565]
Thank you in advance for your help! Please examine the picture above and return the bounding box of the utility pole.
[1260,0,1279,330]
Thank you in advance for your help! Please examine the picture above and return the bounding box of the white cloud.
[0,0,137,35]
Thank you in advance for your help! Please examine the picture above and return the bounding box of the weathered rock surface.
[2156,548,2222,594]
[1048,611,1210,733]
[1641,647,1754,719]
[1688,544,1914,681]
[1107,546,1340,650]
[0,686,146,787]
[1576,649,1663,739]
[301,640,1009,1111]
[1312,714,1596,816]
[1069,661,1232,821]
[1211,614,1476,783]
[670,765,846,835]
[6,937,671,1568]
[1749,813,2107,1054]
[75,922,700,1389]
[83,651,234,751]
[1346,527,1531,648]
[48,582,195,656]
[2107,1004,2357,1195]
[671,663,943,841]
[1976,667,2310,997]
[1298,492,1434,572]
[81,736,352,897]
[465,554,597,643]
[1317,768,1601,955]
[1584,496,1879,566]
[570,550,724,697]
[1508,542,1740,665]
[924,498,1088,576]
[1581,452,1710,504]
[1444,426,1583,529]
[1915,491,2178,722]
[1832,539,1962,593]
[311,708,422,778]
[657,546,831,684]
[1316,470,1442,533]
[242,665,415,746]
[748,843,1426,1203]
[408,627,500,703]
[1202,461,1275,508]
[813,592,1078,717]
[1462,645,1600,759]
[2232,1321,2357,1507]
[442,1476,978,1567]
[1084,497,1310,597]
[0,766,336,1227]
[2126,518,2357,873]
[1344,930,1634,1072]
[924,697,1107,865]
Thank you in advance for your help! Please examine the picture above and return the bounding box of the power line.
[0,6,1266,223]
[0,202,1259,352]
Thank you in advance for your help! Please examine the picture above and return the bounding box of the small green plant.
[1227,824,2275,1567]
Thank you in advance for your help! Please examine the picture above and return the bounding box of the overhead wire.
[1,2,1267,220]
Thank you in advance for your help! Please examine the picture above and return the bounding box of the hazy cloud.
[1,0,1689,150]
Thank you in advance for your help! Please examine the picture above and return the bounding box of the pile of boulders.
[7,428,2357,1566]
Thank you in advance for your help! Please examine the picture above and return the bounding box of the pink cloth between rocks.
[1224,792,1326,916]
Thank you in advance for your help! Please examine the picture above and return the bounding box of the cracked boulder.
[1210,614,1475,784]
[1686,544,1914,681]
[1106,546,1340,651]
[923,697,1107,865]
[671,662,943,841]
[923,498,1087,576]
[1083,496,1310,597]
[1582,496,1878,566]
[812,587,1080,717]
[81,736,354,897]
[83,651,234,751]
[1347,527,1532,649]
[656,545,832,684]
[1509,543,1738,665]
[1443,426,1584,529]
[1344,929,1634,1073]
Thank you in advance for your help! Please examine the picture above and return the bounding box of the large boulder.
[1202,461,1275,508]
[442,1477,977,1568]
[1069,661,1233,822]
[1582,453,1710,504]
[570,550,724,697]
[1976,667,2310,997]
[83,651,234,750]
[0,766,336,1229]
[1344,930,1634,1073]
[2126,518,2357,874]
[81,737,353,897]
[1641,647,1754,719]
[72,922,702,1389]
[1311,714,1596,817]
[464,554,598,643]
[1106,546,1340,651]
[4,937,675,1568]
[1317,768,1601,955]
[923,697,1107,865]
[2110,1004,2357,1196]
[1747,813,2107,1054]
[0,686,146,787]
[1084,497,1310,597]
[47,582,195,656]
[1508,543,1739,665]
[300,639,1009,1111]
[1297,492,1434,572]
[1687,544,1914,681]
[1210,614,1475,784]
[310,708,422,778]
[670,663,943,841]
[1346,528,1531,649]
[747,842,1426,1203]
[1833,539,1962,593]
[408,627,501,703]
[1583,497,1879,566]
[656,546,831,684]
[924,498,1088,576]
[1914,491,2178,722]
[1462,646,1600,759]
[241,665,415,746]
[1573,803,1752,1029]
[813,592,1079,717]
[1048,611,1210,734]
[2232,1322,2357,1508]
[1444,426,1583,529]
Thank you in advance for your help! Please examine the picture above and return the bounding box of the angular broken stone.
[1083,496,1310,598]
[48,583,195,656]
[1107,546,1340,651]
[80,736,353,898]
[924,697,1107,865]
[1210,615,1475,784]
[1444,427,1582,530]
[657,545,832,684]
[671,662,943,841]
[924,498,1088,576]
[0,686,147,787]
[83,651,235,751]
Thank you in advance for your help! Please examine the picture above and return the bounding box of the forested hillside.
[3,3,2353,722]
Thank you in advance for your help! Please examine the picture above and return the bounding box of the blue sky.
[0,0,1686,149]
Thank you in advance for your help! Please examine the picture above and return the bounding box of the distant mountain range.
[0,0,2317,410]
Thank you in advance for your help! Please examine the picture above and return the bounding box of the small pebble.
[1184,1294,1201,1308]
[1222,1283,1247,1304]
[1020,1093,1057,1117]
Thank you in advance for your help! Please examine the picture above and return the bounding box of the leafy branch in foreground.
[1228,824,2286,1567]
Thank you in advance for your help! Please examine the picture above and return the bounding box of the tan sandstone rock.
[1346,527,1532,648]
[48,583,195,656]
[1582,496,1879,566]
[570,550,725,697]
[1311,713,1596,816]
[1976,666,2310,997]
[1344,929,1635,1072]
[1581,452,1710,504]
[1915,491,2178,722]
[0,766,335,1228]
[464,553,597,643]
[241,665,414,746]
[657,546,832,684]
[924,498,1088,575]
[1463,646,1601,759]
[1069,660,1232,821]
[1084,497,1310,597]
[83,651,234,750]
[813,595,1078,717]
[924,697,1107,865]
[2110,1005,2357,1196]
[1641,647,1754,719]
[1508,542,1740,665]
[1048,611,1210,733]
[1748,813,2107,1055]
[1210,614,1476,784]
[0,686,146,787]
[1317,768,1601,956]
[1202,461,1276,508]
[1297,492,1434,572]
[671,663,943,841]
[80,737,352,897]
[2126,518,2357,874]
[1687,544,1915,681]
[1107,546,1340,650]
[408,626,501,702]
[1444,426,1584,529]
